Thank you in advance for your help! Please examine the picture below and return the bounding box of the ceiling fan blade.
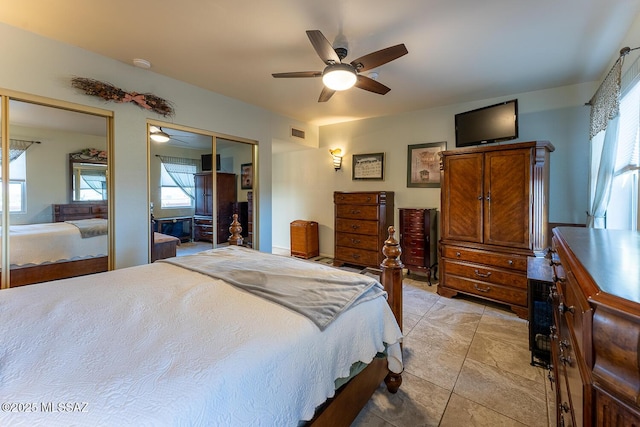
[355,75,391,95]
[350,44,408,72]
[306,30,341,65]
[272,71,322,78]
[318,86,336,102]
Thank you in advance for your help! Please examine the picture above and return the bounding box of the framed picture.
[407,142,446,188]
[352,152,385,180]
[241,163,253,189]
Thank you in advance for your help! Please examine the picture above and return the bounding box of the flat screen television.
[455,99,518,148]
[201,154,221,171]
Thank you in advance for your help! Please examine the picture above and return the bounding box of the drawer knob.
[351,254,360,259]
[455,251,461,257]
[559,339,570,350]
[351,239,361,244]
[474,269,492,278]
[559,402,570,413]
[473,284,491,293]
[351,225,360,230]
[507,260,513,265]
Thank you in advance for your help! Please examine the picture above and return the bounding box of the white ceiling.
[1,0,639,127]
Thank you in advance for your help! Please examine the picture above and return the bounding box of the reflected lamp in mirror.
[150,126,170,143]
[329,148,343,171]
[69,149,108,202]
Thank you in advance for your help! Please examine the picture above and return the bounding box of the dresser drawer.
[334,192,380,205]
[335,218,379,235]
[402,255,427,267]
[442,274,527,306]
[442,259,527,289]
[336,232,379,250]
[335,246,379,266]
[336,204,380,220]
[442,245,528,272]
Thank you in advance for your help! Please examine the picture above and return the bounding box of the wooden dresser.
[550,227,640,427]
[438,141,554,318]
[333,191,394,269]
[398,208,438,283]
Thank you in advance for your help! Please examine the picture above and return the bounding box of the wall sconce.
[329,148,343,171]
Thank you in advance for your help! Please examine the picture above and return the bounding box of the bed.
[0,226,405,426]
[8,202,108,287]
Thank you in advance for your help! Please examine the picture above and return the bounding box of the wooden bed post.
[380,225,403,393]
[228,213,243,246]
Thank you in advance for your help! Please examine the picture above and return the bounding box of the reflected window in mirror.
[70,148,107,202]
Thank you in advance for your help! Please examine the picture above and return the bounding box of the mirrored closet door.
[1,95,112,289]
[149,123,256,262]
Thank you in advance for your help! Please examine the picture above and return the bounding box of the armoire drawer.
[442,245,528,272]
[442,274,528,306]
[442,259,528,289]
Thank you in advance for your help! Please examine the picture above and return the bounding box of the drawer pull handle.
[351,239,361,244]
[350,210,361,214]
[560,355,573,366]
[351,254,361,259]
[559,402,570,413]
[473,284,491,293]
[351,225,360,230]
[553,275,566,283]
[474,269,491,278]
[559,339,570,349]
[558,303,574,314]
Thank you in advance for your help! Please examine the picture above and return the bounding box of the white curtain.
[157,155,198,200]
[587,58,623,228]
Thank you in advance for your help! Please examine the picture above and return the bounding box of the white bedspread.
[4,220,107,266]
[0,248,403,426]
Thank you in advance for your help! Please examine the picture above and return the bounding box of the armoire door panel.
[442,153,483,243]
[484,149,531,248]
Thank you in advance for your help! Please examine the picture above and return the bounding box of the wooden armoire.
[438,141,554,318]
[193,172,236,243]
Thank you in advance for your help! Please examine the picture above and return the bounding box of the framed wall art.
[407,142,446,188]
[352,152,385,180]
[241,163,253,189]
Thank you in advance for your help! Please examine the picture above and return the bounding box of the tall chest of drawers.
[333,191,394,269]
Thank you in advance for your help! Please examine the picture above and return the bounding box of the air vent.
[291,127,306,140]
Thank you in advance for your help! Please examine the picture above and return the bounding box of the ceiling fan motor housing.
[334,47,348,61]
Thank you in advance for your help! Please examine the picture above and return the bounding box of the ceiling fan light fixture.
[150,128,170,143]
[322,64,357,91]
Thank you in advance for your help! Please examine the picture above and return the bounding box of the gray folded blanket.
[65,218,108,238]
[159,246,387,330]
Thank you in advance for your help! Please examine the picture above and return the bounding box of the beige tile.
[402,335,467,390]
[408,316,476,350]
[351,410,395,427]
[363,372,451,427]
[476,309,530,349]
[424,301,483,329]
[453,359,548,427]
[440,393,528,426]
[403,287,440,316]
[466,333,545,383]
[403,312,423,334]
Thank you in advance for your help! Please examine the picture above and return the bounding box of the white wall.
[272,83,596,256]
[0,22,317,267]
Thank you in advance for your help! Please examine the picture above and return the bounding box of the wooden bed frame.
[9,202,109,287]
[227,216,404,426]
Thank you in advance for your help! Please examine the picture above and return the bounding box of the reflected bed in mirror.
[70,148,107,202]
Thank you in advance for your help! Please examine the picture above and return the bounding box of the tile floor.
[353,274,555,427]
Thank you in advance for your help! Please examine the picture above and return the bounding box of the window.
[0,151,26,212]
[160,161,196,209]
[607,66,640,230]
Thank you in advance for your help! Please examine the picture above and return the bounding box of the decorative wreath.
[71,77,175,117]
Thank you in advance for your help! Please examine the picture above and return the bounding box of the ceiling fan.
[272,30,408,102]
[149,126,192,144]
